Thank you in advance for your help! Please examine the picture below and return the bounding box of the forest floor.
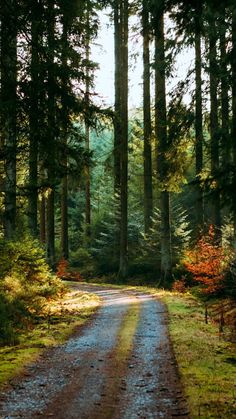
[0,283,189,418]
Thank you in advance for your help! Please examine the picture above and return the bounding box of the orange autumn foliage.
[184,226,229,295]
[56,258,83,281]
[56,258,69,279]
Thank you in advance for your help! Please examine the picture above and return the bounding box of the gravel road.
[0,284,189,418]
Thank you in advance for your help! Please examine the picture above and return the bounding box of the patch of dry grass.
[0,283,100,388]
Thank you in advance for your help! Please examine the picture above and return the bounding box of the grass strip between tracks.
[95,299,141,418]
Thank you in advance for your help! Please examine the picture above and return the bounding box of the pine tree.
[207,1,221,242]
[194,1,204,230]
[142,0,153,234]
[231,2,236,241]
[46,0,56,266]
[153,0,172,284]
[114,0,129,279]
[0,0,17,239]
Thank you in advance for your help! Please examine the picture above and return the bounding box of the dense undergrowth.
[0,237,64,346]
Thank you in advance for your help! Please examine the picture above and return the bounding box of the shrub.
[172,279,187,293]
[0,237,64,345]
[183,226,232,297]
[56,257,83,281]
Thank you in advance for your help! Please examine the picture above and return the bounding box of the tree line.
[1,0,236,287]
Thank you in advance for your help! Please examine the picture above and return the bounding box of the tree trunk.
[60,9,69,260]
[85,3,91,236]
[1,0,17,239]
[232,4,236,241]
[155,10,172,284]
[142,0,153,234]
[28,0,40,237]
[114,0,122,193]
[209,14,221,242]
[40,195,46,244]
[117,0,128,280]
[46,0,56,266]
[219,6,230,169]
[194,10,204,231]
[61,175,68,259]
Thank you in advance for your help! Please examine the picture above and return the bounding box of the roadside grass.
[161,291,236,419]
[87,281,236,418]
[0,283,100,388]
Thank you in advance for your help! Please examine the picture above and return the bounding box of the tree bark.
[219,6,230,169]
[194,8,204,231]
[142,0,153,234]
[85,2,91,236]
[40,195,46,244]
[116,0,128,280]
[114,0,122,193]
[155,10,172,284]
[46,0,56,266]
[1,0,17,239]
[60,8,69,260]
[28,0,40,237]
[208,13,221,242]
[232,4,236,240]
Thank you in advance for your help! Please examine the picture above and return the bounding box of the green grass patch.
[0,282,100,388]
[116,300,141,362]
[161,292,236,418]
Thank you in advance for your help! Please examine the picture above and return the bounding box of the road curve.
[0,284,189,418]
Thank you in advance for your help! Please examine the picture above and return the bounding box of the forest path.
[0,284,189,418]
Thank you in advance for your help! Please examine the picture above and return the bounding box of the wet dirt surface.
[0,284,189,418]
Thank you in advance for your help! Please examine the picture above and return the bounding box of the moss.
[160,292,236,418]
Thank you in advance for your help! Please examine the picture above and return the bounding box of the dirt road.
[0,284,189,418]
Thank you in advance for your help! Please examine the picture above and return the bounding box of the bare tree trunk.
[194,10,204,231]
[118,0,128,280]
[155,10,172,284]
[209,15,221,242]
[60,9,69,260]
[85,2,91,236]
[40,196,46,244]
[28,0,40,237]
[142,0,153,234]
[1,0,17,239]
[232,5,236,241]
[46,0,56,266]
[219,6,230,169]
[61,175,68,258]
[114,0,121,193]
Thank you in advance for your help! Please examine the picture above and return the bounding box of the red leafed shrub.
[172,278,187,293]
[56,258,69,279]
[56,258,83,281]
[184,226,231,296]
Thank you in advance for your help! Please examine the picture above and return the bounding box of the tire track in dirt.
[0,284,189,418]
[0,288,134,418]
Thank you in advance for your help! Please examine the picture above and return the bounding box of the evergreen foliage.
[0,237,63,345]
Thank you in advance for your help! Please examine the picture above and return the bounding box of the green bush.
[0,237,64,345]
[70,247,93,268]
